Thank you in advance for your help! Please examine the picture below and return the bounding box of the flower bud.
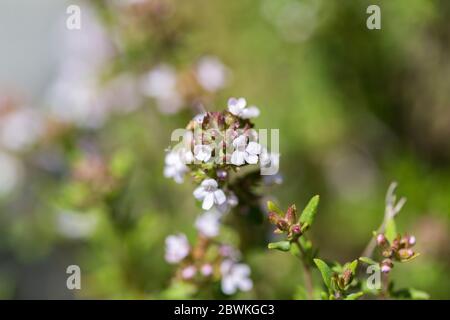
[181,266,197,279]
[381,259,393,273]
[216,169,228,180]
[285,204,297,224]
[408,235,416,246]
[398,248,414,260]
[376,233,386,246]
[291,224,301,235]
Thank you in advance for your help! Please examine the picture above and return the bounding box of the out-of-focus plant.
[266,183,428,300]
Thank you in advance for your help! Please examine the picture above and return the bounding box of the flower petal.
[193,186,206,199]
[202,192,215,210]
[214,189,227,205]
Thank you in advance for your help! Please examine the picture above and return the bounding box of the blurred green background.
[0,0,449,299]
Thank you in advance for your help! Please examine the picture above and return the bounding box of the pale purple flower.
[181,265,197,279]
[195,56,229,92]
[220,259,253,295]
[408,236,416,246]
[227,97,260,119]
[165,234,190,264]
[193,179,227,210]
[195,208,221,238]
[201,264,213,276]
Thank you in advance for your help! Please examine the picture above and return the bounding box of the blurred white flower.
[165,234,190,264]
[220,259,253,295]
[56,211,98,239]
[227,97,260,119]
[195,56,229,92]
[193,179,227,210]
[141,64,183,114]
[230,135,262,165]
[195,208,221,237]
[0,108,44,152]
[164,148,193,183]
[0,151,23,196]
[194,144,213,162]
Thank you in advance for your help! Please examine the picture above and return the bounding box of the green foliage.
[299,195,320,231]
[268,241,291,252]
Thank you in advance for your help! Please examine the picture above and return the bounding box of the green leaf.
[345,291,364,300]
[299,195,320,231]
[314,258,333,289]
[268,241,291,252]
[267,201,284,217]
[385,218,397,243]
[409,288,430,300]
[359,257,378,265]
[346,259,358,275]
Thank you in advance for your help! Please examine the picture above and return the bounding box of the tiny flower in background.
[0,108,44,152]
[195,56,229,92]
[141,64,183,114]
[194,144,213,162]
[181,265,197,280]
[227,97,260,119]
[165,234,190,264]
[0,151,23,196]
[220,259,253,295]
[193,179,227,210]
[195,208,222,238]
[201,264,213,276]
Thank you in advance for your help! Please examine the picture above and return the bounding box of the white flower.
[141,64,183,114]
[165,234,190,264]
[193,179,226,210]
[230,135,262,166]
[0,108,44,152]
[194,144,213,162]
[220,259,253,295]
[227,97,260,119]
[163,148,193,183]
[195,208,221,238]
[195,56,229,92]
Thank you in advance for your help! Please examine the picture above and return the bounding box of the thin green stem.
[295,240,314,300]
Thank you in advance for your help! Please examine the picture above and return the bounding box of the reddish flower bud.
[285,204,297,224]
[291,224,301,235]
[381,259,394,273]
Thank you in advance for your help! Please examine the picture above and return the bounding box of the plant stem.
[295,240,314,300]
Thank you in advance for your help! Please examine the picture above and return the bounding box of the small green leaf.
[409,288,430,300]
[268,241,291,252]
[345,291,364,300]
[359,257,378,265]
[385,218,397,243]
[299,195,320,231]
[314,258,333,289]
[346,259,358,275]
[267,201,284,217]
